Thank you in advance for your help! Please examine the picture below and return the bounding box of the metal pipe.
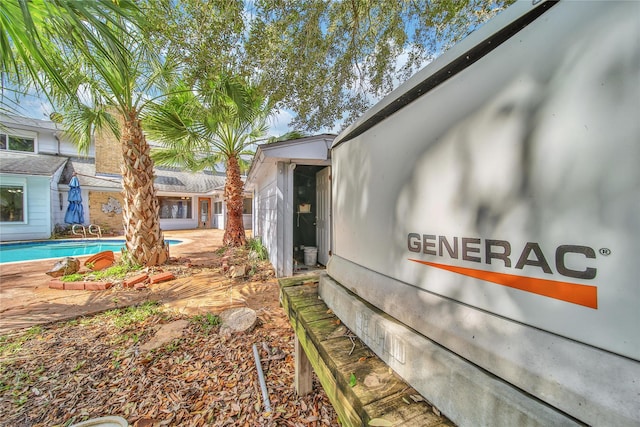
[54,133,61,155]
[252,343,272,413]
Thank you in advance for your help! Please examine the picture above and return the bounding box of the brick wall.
[94,118,122,175]
[89,191,124,234]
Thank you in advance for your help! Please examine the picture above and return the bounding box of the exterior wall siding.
[51,164,72,229]
[1,118,93,157]
[0,175,52,241]
[253,163,280,274]
[258,181,278,266]
[51,191,67,228]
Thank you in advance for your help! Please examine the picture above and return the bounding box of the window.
[214,201,223,214]
[0,185,25,222]
[8,135,35,152]
[158,196,192,219]
[243,198,252,215]
[0,133,35,152]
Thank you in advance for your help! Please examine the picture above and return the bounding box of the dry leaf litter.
[0,246,339,427]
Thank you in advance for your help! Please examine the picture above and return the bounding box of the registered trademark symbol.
[599,248,611,256]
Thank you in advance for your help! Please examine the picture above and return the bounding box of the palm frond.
[1,0,143,104]
[56,103,106,154]
[144,74,270,175]
[267,130,309,143]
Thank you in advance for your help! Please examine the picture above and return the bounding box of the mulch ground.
[0,247,340,427]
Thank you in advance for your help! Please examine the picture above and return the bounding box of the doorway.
[292,165,330,269]
[198,198,210,228]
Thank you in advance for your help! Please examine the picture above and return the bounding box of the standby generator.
[322,1,640,425]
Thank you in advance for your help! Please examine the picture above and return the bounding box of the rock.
[139,320,189,352]
[219,307,257,335]
[229,264,247,278]
[46,257,80,277]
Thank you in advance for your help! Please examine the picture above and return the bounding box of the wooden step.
[279,274,454,427]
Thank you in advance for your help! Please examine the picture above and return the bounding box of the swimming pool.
[0,239,182,263]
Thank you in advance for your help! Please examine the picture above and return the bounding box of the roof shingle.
[0,152,68,176]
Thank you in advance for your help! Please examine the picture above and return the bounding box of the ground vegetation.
[0,301,338,426]
[0,238,337,426]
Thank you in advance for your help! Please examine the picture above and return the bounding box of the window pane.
[0,135,6,149]
[214,202,223,214]
[0,185,25,222]
[158,196,192,219]
[8,136,35,152]
[243,198,252,215]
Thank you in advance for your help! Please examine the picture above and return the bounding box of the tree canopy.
[144,0,514,132]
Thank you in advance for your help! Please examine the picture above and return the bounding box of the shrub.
[247,237,268,261]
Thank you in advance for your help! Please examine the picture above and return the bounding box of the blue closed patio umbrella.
[64,174,84,224]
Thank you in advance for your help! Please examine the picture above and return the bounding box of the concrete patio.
[0,229,278,334]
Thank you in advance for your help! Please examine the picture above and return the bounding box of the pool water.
[0,239,182,263]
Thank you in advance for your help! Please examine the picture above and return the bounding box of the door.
[213,201,223,229]
[198,198,210,228]
[315,167,331,265]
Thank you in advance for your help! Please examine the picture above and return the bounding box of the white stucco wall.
[159,217,198,230]
[213,213,224,229]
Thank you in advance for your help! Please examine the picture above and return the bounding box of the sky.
[10,89,297,139]
[2,0,511,144]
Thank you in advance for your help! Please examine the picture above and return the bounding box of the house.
[245,134,335,277]
[0,114,251,242]
[0,115,71,241]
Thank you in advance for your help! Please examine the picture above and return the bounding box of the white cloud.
[4,89,54,119]
[268,109,294,137]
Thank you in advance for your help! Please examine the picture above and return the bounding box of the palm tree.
[2,0,173,266]
[145,75,270,247]
[54,29,179,266]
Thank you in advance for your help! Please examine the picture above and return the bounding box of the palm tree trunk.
[223,154,246,247]
[120,111,169,266]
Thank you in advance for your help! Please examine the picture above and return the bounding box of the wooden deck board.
[280,275,454,427]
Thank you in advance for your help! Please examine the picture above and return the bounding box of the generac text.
[407,233,596,280]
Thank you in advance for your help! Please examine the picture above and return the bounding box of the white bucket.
[303,247,318,266]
